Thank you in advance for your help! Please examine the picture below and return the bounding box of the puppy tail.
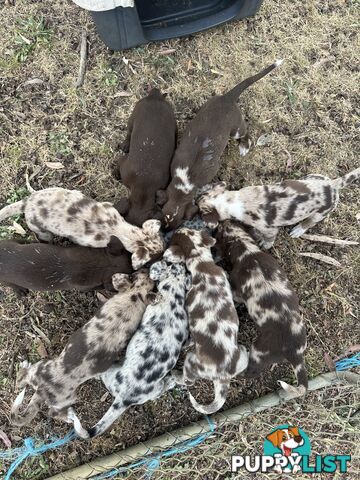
[188,380,229,415]
[279,358,308,397]
[85,400,127,439]
[332,167,360,190]
[10,390,41,426]
[0,200,26,223]
[225,59,284,101]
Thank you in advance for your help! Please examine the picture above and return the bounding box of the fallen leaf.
[324,353,336,371]
[18,33,31,45]
[114,91,132,98]
[101,391,110,402]
[301,234,358,247]
[35,338,48,359]
[256,133,273,147]
[210,68,224,76]
[45,162,64,170]
[11,221,26,236]
[299,252,341,268]
[0,429,11,448]
[284,149,292,172]
[18,78,45,89]
[31,319,51,346]
[158,48,176,55]
[97,292,108,303]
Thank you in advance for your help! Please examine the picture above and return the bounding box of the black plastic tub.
[91,0,264,51]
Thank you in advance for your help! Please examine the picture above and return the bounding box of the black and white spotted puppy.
[198,167,360,248]
[0,187,164,269]
[164,228,249,415]
[216,220,307,396]
[10,271,154,429]
[74,260,191,438]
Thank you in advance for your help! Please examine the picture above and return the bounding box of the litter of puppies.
[0,60,358,438]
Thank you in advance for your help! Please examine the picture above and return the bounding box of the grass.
[0,0,359,478]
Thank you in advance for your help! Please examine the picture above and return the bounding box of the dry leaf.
[299,252,341,267]
[97,292,108,303]
[45,162,64,170]
[158,48,176,55]
[35,338,48,359]
[19,78,45,88]
[18,33,31,45]
[31,319,51,346]
[114,91,132,98]
[11,221,26,236]
[324,352,336,371]
[301,234,359,247]
[210,68,224,76]
[256,133,273,147]
[101,391,110,402]
[0,429,11,448]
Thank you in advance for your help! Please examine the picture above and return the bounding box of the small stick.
[76,30,87,88]
[299,252,341,268]
[301,234,358,247]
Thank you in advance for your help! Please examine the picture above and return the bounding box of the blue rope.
[0,430,76,480]
[91,416,216,480]
[335,352,360,371]
[0,417,215,480]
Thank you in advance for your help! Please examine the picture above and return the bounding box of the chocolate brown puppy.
[158,60,283,229]
[216,221,307,396]
[0,237,132,297]
[113,88,177,226]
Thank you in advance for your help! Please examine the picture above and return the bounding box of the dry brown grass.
[0,0,359,478]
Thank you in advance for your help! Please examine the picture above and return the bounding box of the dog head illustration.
[266,426,304,457]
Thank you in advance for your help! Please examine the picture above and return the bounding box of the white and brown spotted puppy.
[10,271,155,428]
[74,260,191,438]
[0,187,164,269]
[158,60,283,230]
[163,228,248,414]
[198,167,360,248]
[216,220,307,396]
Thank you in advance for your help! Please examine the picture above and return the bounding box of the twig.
[76,30,87,88]
[299,252,341,267]
[301,234,358,247]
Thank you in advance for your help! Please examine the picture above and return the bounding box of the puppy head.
[132,224,165,269]
[161,188,197,230]
[142,219,161,237]
[149,260,168,281]
[132,270,155,294]
[112,273,132,292]
[198,181,227,212]
[163,229,215,263]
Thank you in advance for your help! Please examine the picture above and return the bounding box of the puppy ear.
[184,204,199,220]
[149,260,167,281]
[156,189,168,207]
[142,219,161,236]
[112,273,131,291]
[107,235,124,255]
[213,181,227,191]
[170,233,195,258]
[132,247,152,270]
[266,430,282,448]
[163,245,185,264]
[114,197,130,216]
[289,426,300,437]
[201,230,216,248]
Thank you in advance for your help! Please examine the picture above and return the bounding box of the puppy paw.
[239,144,250,157]
[20,360,31,369]
[67,408,90,439]
[290,225,306,238]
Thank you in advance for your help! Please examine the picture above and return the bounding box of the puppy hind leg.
[257,227,279,249]
[290,212,329,238]
[27,221,54,243]
[10,392,41,426]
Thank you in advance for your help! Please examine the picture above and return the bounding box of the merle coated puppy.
[73,260,190,438]
[10,271,154,428]
[113,88,177,226]
[198,167,360,248]
[158,60,283,229]
[216,220,307,396]
[0,187,164,269]
[0,237,132,297]
[164,228,248,415]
